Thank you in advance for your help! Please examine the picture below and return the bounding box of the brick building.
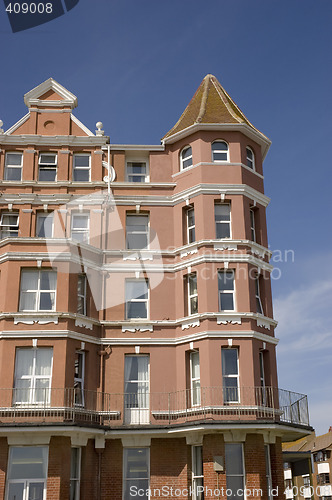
[0,75,312,500]
[283,429,332,500]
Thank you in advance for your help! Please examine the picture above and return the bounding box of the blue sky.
[0,0,331,434]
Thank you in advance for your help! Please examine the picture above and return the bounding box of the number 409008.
[5,2,53,14]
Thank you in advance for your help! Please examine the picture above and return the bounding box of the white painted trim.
[0,327,278,346]
[71,114,94,137]
[4,113,30,135]
[106,144,164,151]
[0,135,107,146]
[24,77,78,108]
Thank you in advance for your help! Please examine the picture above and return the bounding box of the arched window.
[246,146,255,170]
[180,146,193,170]
[212,141,229,162]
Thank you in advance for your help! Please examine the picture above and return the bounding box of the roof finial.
[96,121,104,136]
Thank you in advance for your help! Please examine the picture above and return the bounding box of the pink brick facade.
[0,76,311,499]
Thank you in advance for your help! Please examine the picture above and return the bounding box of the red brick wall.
[47,436,71,499]
[203,434,227,494]
[244,434,266,497]
[270,437,285,500]
[150,438,190,499]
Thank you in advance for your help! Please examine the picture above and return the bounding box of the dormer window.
[180,146,193,170]
[246,147,255,170]
[212,141,229,162]
[38,153,57,181]
[126,161,148,183]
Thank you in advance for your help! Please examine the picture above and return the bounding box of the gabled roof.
[24,77,78,109]
[163,74,271,158]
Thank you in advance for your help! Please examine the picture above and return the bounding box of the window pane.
[126,281,148,301]
[213,152,228,161]
[190,296,198,314]
[189,275,197,295]
[72,216,89,229]
[127,302,147,319]
[7,482,24,500]
[36,214,53,238]
[6,153,22,166]
[219,293,234,310]
[212,141,228,151]
[222,349,238,376]
[225,443,243,475]
[28,482,44,500]
[70,448,80,479]
[39,154,56,164]
[8,447,48,479]
[40,271,56,291]
[39,292,54,310]
[125,448,149,478]
[127,216,148,229]
[215,204,230,221]
[74,155,90,167]
[20,291,37,311]
[2,214,19,226]
[218,272,234,291]
[182,147,192,159]
[226,476,244,499]
[191,352,200,379]
[216,224,230,238]
[39,168,56,181]
[21,271,38,291]
[35,349,53,376]
[15,349,34,377]
[73,169,90,182]
[5,167,22,181]
[127,234,148,250]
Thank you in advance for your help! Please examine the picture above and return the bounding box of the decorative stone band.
[122,324,154,333]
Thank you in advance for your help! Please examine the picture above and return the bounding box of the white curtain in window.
[36,349,53,376]
[15,349,34,378]
[138,356,149,408]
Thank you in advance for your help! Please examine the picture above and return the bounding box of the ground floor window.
[123,448,149,500]
[6,446,48,500]
[70,447,81,500]
[225,443,245,499]
[192,445,204,500]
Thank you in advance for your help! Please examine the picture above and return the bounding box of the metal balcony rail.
[0,386,309,427]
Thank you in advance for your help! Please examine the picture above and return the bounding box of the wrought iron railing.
[0,386,310,427]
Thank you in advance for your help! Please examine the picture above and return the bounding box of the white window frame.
[125,279,149,320]
[192,445,204,500]
[36,212,54,238]
[123,447,150,500]
[186,207,195,244]
[13,348,53,406]
[77,274,87,316]
[187,274,198,316]
[218,270,235,312]
[19,270,57,312]
[4,152,23,181]
[255,276,263,314]
[71,213,90,243]
[250,208,256,242]
[222,348,240,404]
[190,351,201,407]
[180,145,193,170]
[126,214,149,250]
[6,446,48,500]
[225,443,246,499]
[73,154,91,182]
[265,444,273,500]
[70,447,81,500]
[74,351,85,407]
[215,203,231,239]
[246,146,255,170]
[38,153,57,182]
[126,159,149,183]
[0,213,19,238]
[212,140,229,162]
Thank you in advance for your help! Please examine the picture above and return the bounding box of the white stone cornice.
[0,328,279,346]
[0,135,107,147]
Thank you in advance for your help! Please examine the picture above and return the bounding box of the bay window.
[126,214,149,250]
[125,280,149,320]
[215,203,231,238]
[225,443,245,499]
[123,448,149,499]
[218,271,235,311]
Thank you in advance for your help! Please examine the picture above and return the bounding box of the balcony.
[0,386,309,428]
